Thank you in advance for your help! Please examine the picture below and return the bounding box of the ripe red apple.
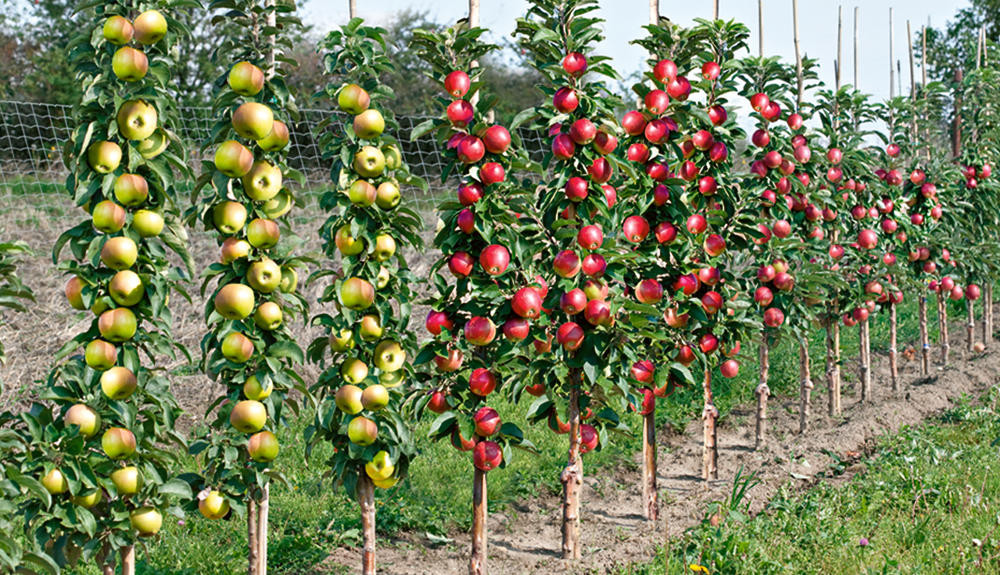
[464,316,496,346]
[473,440,503,471]
[754,286,774,306]
[635,279,663,304]
[698,176,717,195]
[480,162,505,185]
[577,225,603,251]
[703,233,725,256]
[751,129,770,148]
[750,92,770,112]
[457,136,486,163]
[560,288,587,314]
[444,70,470,97]
[701,61,721,80]
[553,249,581,278]
[763,307,784,327]
[457,182,483,206]
[686,214,707,235]
[627,143,650,163]
[655,222,677,244]
[425,310,453,336]
[584,299,612,327]
[553,87,579,113]
[666,76,691,100]
[762,101,781,121]
[582,253,606,277]
[474,407,501,437]
[701,291,723,314]
[708,105,727,125]
[623,215,650,243]
[698,266,721,286]
[631,360,655,383]
[966,284,981,300]
[653,59,678,82]
[621,110,646,136]
[512,287,542,319]
[679,160,699,181]
[470,368,497,396]
[692,129,714,151]
[569,118,597,144]
[483,125,511,154]
[857,229,877,249]
[664,307,689,328]
[593,130,617,154]
[709,141,728,163]
[772,219,791,239]
[699,333,719,354]
[557,322,585,350]
[562,52,587,76]
[580,424,599,453]
[551,134,576,160]
[644,89,669,115]
[503,318,530,341]
[774,272,795,291]
[673,274,700,296]
[480,244,510,276]
[447,99,474,127]
[448,251,474,277]
[588,157,613,183]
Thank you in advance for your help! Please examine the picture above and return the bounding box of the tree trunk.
[986,284,994,347]
[248,499,259,575]
[919,295,930,375]
[859,320,871,402]
[120,546,135,575]
[641,408,657,521]
[968,299,976,353]
[889,301,899,392]
[561,381,583,560]
[939,290,950,364]
[258,484,269,575]
[798,338,812,434]
[99,544,115,575]
[359,472,376,575]
[826,319,841,416]
[469,457,487,575]
[755,335,769,449]
[702,365,718,481]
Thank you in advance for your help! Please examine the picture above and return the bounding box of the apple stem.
[889,301,899,392]
[968,299,976,354]
[702,365,718,481]
[248,498,259,575]
[120,545,135,575]
[798,338,812,434]
[859,319,871,403]
[359,471,377,575]
[258,483,270,575]
[919,295,931,375]
[560,379,583,560]
[470,450,488,575]
[755,335,770,450]
[642,407,658,521]
[939,290,950,364]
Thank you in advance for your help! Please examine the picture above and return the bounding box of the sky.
[304,0,972,102]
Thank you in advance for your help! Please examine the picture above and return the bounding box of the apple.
[112,174,148,207]
[686,214,707,235]
[199,490,230,520]
[634,279,663,304]
[353,146,386,178]
[653,58,678,81]
[117,100,158,141]
[584,299,612,327]
[243,375,273,400]
[258,120,290,152]
[98,308,137,342]
[112,46,148,82]
[220,238,251,264]
[512,287,543,319]
[357,315,383,342]
[65,276,87,310]
[88,141,122,174]
[129,507,165,539]
[857,229,877,249]
[65,404,101,438]
[341,357,369,385]
[247,430,279,462]
[553,86,579,113]
[473,407,501,437]
[348,416,378,445]
[354,109,385,140]
[464,316,496,346]
[503,318,530,341]
[448,251,474,277]
[226,61,266,96]
[103,15,134,45]
[230,400,267,433]
[425,310,454,336]
[247,218,280,248]
[754,286,774,306]
[720,359,739,378]
[473,440,503,471]
[338,84,370,114]
[621,111,646,136]
[41,468,69,495]
[231,102,274,142]
[434,348,464,372]
[85,339,118,370]
[763,307,784,328]
[447,100,475,127]
[644,89,669,115]
[551,134,576,160]
[373,340,406,372]
[136,129,168,159]
[111,466,142,495]
[560,288,587,314]
[133,10,167,44]
[577,225,603,251]
[703,234,726,257]
[666,76,691,100]
[553,249,581,278]
[457,136,486,164]
[341,277,375,310]
[102,427,137,459]
[623,215,649,243]
[370,234,396,262]
[444,70,471,97]
[557,322,585,351]
[365,450,395,481]
[72,490,102,508]
[480,162,505,185]
[361,384,390,411]
[253,302,282,331]
[483,125,511,154]
[480,244,510,275]
[335,384,364,415]
[92,200,126,233]
[214,283,255,320]
[562,51,587,76]
[212,201,247,235]
[221,331,254,363]
[242,161,283,201]
[215,140,254,178]
[348,179,377,207]
[373,180,401,210]
[709,142,728,162]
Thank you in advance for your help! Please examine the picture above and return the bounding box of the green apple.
[376,267,390,289]
[109,270,143,306]
[41,469,68,495]
[373,476,399,489]
[340,277,374,310]
[375,181,401,210]
[232,102,274,141]
[214,283,255,320]
[98,308,137,342]
[65,404,101,438]
[261,189,293,219]
[102,15,134,45]
[347,416,378,445]
[114,174,149,206]
[347,179,376,207]
[373,340,406,372]
[278,266,298,293]
[334,384,364,415]
[72,490,102,508]
[335,225,366,256]
[220,238,252,264]
[101,366,137,400]
[65,276,87,310]
[85,339,118,370]
[359,315,383,341]
[92,200,126,233]
[88,141,122,174]
[248,430,279,462]
[102,427,137,459]
[257,120,289,152]
[101,237,138,270]
[338,84,370,114]
[221,332,254,363]
[242,161,282,202]
[340,357,369,385]
[382,145,402,170]
[230,399,267,433]
[361,384,389,411]
[133,10,167,44]
[117,100,158,141]
[130,507,162,537]
[91,298,110,316]
[214,140,254,178]
[212,201,247,235]
[247,258,282,293]
[379,370,405,388]
[353,146,386,178]
[110,466,142,495]
[132,210,164,238]
[228,61,265,96]
[253,301,282,331]
[364,450,394,481]
[247,218,280,249]
[372,234,396,262]
[243,375,272,400]
[329,328,355,353]
[198,490,230,519]
[112,47,148,82]
[136,129,169,160]
[353,109,385,140]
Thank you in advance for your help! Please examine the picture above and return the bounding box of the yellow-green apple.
[92,200,126,233]
[98,308,137,342]
[198,490,230,519]
[65,276,87,310]
[361,384,389,411]
[373,475,398,489]
[278,266,297,293]
[110,466,142,495]
[85,339,117,370]
[102,427,137,459]
[347,416,378,445]
[340,357,369,384]
[329,328,355,352]
[214,140,254,178]
[335,225,366,256]
[359,315,383,341]
[340,277,374,310]
[242,161,282,201]
[130,507,162,537]
[379,370,404,388]
[373,234,396,262]
[364,450,394,481]
[136,130,169,159]
[375,267,390,289]
[353,146,385,178]
[117,100,158,141]
[132,10,167,44]
[243,375,272,400]
[257,120,289,152]
[347,179,376,207]
[253,301,282,331]
[373,340,405,372]
[109,270,143,306]
[375,181,400,210]
[247,430,279,462]
[338,84,370,114]
[72,490,102,508]
[88,141,122,174]
[111,47,148,82]
[220,238,252,264]
[132,210,164,237]
[221,332,254,363]
[65,404,101,438]
[261,189,293,218]
[232,102,274,140]
[335,384,364,414]
[214,283,255,320]
[246,218,280,248]
[230,399,267,433]
[102,15,134,45]
[381,145,402,170]
[41,469,68,495]
[113,174,148,206]
[212,201,247,234]
[101,366,137,400]
[353,109,385,140]
[228,61,264,96]
[247,258,281,293]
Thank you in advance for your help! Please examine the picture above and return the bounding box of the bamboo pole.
[859,320,871,402]
[702,365,718,481]
[977,26,984,69]
[470,451,488,575]
[798,338,813,434]
[922,26,927,89]
[561,380,583,560]
[792,0,803,109]
[758,0,764,58]
[641,408,657,520]
[349,0,356,18]
[258,484,269,575]
[968,299,976,353]
[755,334,770,449]
[248,500,259,575]
[836,5,842,89]
[120,546,135,575]
[890,301,899,392]
[650,0,658,26]
[908,21,916,100]
[826,316,841,415]
[953,69,963,159]
[359,472,376,575]
[920,295,930,374]
[713,0,719,20]
[889,7,895,99]
[853,7,860,88]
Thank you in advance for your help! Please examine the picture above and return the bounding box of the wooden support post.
[99,544,115,575]
[755,335,770,449]
[359,472,376,575]
[248,499,259,575]
[561,380,583,560]
[758,0,764,58]
[120,546,135,575]
[853,7,860,88]
[836,5,843,89]
[798,338,812,434]
[349,0,356,18]
[859,320,871,402]
[470,454,488,575]
[650,0,659,26]
[986,284,994,347]
[641,408,657,521]
[258,484,269,575]
[713,0,719,20]
[939,290,950,364]
[792,0,803,109]
[826,317,841,416]
[920,295,930,374]
[702,365,718,481]
[888,7,895,98]
[968,299,976,353]
[890,301,899,392]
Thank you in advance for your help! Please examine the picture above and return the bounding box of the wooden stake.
[922,26,928,88]
[836,5,843,90]
[120,546,135,575]
[977,26,983,69]
[650,0,659,26]
[890,301,899,392]
[470,454,488,575]
[853,7,860,88]
[641,408,658,521]
[939,290,950,364]
[755,334,770,450]
[859,320,871,403]
[713,0,719,20]
[920,295,930,374]
[469,0,480,26]
[826,317,841,416]
[258,484,269,575]
[248,499,259,575]
[953,69,963,158]
[907,21,916,100]
[889,7,895,99]
[968,299,976,353]
[758,0,764,58]
[986,285,994,347]
[702,365,718,481]
[349,0,356,18]
[792,0,803,109]
[798,338,812,434]
[359,472,376,575]
[561,380,583,560]
[99,544,115,575]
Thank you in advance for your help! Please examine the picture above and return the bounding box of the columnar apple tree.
[3,3,194,573]
[305,20,422,575]
[407,23,536,575]
[186,1,306,572]
[513,0,632,559]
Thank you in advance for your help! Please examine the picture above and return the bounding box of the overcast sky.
[305,0,971,102]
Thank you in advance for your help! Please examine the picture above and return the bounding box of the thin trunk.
[120,546,135,575]
[248,499,259,575]
[99,544,115,575]
[859,320,871,403]
[713,0,719,20]
[755,335,770,449]
[826,318,841,416]
[359,472,376,575]
[561,380,583,560]
[258,484,269,575]
[798,338,812,434]
[953,69,963,159]
[642,409,657,521]
[920,295,930,374]
[890,301,899,392]
[702,365,718,481]
[968,299,975,353]
[940,290,950,364]
[922,26,927,88]
[986,284,994,347]
[469,457,488,575]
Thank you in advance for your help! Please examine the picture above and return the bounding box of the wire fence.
[0,99,549,226]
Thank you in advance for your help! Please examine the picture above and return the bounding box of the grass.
[614,387,1000,575]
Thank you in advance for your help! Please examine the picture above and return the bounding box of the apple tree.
[304,19,423,575]
[185,0,307,572]
[2,2,196,574]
